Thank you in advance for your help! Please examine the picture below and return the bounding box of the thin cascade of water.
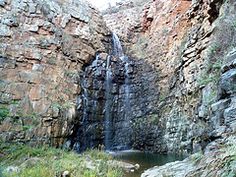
[104,55,113,150]
[92,53,99,67]
[77,33,132,151]
[112,32,124,57]
[91,53,99,124]
[124,59,131,120]
[109,33,132,150]
[81,68,89,123]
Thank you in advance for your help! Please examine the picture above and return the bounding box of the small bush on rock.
[0,106,10,122]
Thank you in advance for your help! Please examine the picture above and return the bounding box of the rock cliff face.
[103,0,236,154]
[0,0,110,146]
[1,1,236,173]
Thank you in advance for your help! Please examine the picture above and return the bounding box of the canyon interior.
[1,0,236,176]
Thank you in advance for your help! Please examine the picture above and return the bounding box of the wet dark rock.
[210,99,230,129]
[69,34,160,152]
[224,98,236,127]
[219,69,236,97]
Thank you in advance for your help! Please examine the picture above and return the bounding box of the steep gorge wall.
[1,0,236,159]
[103,0,235,153]
[0,0,110,146]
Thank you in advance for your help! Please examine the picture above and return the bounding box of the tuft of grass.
[47,57,57,65]
[51,101,74,111]
[83,149,112,161]
[22,125,34,131]
[197,60,222,87]
[64,70,79,78]
[190,152,203,165]
[197,75,215,86]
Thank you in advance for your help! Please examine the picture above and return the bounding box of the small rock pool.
[111,150,186,177]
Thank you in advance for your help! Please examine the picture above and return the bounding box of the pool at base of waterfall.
[111,150,186,177]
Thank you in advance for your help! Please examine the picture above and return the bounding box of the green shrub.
[197,73,220,87]
[51,102,62,110]
[64,70,78,78]
[0,106,10,122]
[197,52,223,87]
[51,101,74,110]
[47,57,57,65]
[190,152,203,165]
[62,102,74,109]
[22,125,34,131]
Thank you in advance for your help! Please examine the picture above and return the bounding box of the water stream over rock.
[104,55,113,150]
[69,33,160,153]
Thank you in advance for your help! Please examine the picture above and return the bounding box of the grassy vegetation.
[47,57,57,65]
[159,92,167,102]
[51,101,74,110]
[64,70,79,78]
[197,43,223,87]
[189,151,203,165]
[0,143,123,177]
[0,106,10,122]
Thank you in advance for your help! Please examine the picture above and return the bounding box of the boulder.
[20,157,42,168]
[62,170,70,177]
[4,166,20,174]
[108,160,137,172]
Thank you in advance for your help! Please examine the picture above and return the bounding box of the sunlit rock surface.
[0,0,110,146]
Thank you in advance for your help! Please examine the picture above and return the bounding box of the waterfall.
[112,34,131,122]
[74,33,133,152]
[104,55,113,150]
[81,68,89,123]
[124,58,131,120]
[110,33,132,150]
[103,33,132,150]
[112,33,124,57]
[92,53,99,68]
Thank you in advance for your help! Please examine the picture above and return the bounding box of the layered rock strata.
[0,0,110,146]
[103,0,234,154]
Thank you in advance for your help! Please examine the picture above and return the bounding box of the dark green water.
[112,150,186,177]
